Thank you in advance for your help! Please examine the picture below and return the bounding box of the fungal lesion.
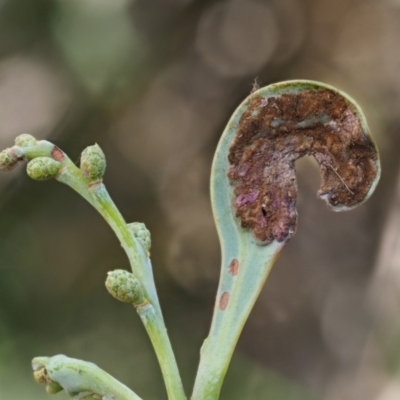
[228,88,379,244]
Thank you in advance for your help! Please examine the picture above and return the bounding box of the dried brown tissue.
[228,89,378,244]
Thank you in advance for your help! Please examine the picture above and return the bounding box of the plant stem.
[88,183,186,400]
[191,241,283,400]
[88,183,159,308]
[191,100,287,399]
[137,304,186,400]
[21,141,186,400]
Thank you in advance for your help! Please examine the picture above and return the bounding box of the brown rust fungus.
[228,259,239,276]
[228,88,378,244]
[219,291,230,310]
[51,146,65,162]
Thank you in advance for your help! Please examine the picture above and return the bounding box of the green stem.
[137,304,186,400]
[20,141,186,400]
[87,183,159,309]
[191,90,287,399]
[191,240,284,400]
[88,183,185,400]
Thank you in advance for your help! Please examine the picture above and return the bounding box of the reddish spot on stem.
[228,259,239,276]
[51,146,65,161]
[219,291,230,310]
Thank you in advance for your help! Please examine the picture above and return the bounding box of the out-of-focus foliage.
[0,0,400,399]
[52,0,145,98]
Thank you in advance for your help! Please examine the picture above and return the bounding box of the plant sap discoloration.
[228,89,378,244]
[219,292,230,310]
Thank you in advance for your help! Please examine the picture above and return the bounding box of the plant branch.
[137,304,186,400]
[0,137,186,400]
[89,183,186,400]
[88,183,160,310]
[32,355,142,400]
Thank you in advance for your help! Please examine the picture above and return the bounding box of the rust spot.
[228,89,378,244]
[51,146,65,161]
[219,291,230,310]
[228,259,239,276]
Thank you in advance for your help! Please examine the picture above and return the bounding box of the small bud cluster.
[0,148,21,171]
[27,157,61,181]
[105,269,145,306]
[80,144,106,184]
[15,133,37,147]
[128,222,151,254]
[0,134,38,172]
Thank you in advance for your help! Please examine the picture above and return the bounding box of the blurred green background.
[1,0,400,399]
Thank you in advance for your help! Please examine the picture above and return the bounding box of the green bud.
[0,147,21,171]
[80,144,106,183]
[128,222,151,254]
[105,270,145,305]
[27,157,61,181]
[15,133,37,147]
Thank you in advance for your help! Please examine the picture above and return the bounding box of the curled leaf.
[192,80,380,400]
